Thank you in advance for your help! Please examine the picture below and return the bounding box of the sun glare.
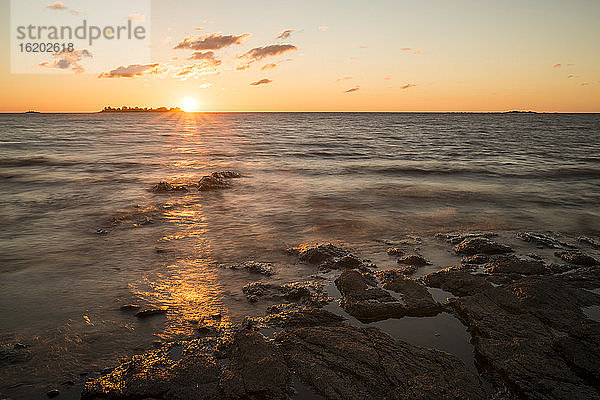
[181,97,198,112]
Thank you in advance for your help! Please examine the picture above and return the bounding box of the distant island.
[99,106,183,113]
[24,110,41,114]
[504,110,539,114]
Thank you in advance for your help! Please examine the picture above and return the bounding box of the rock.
[119,304,140,312]
[386,247,405,256]
[555,251,599,266]
[135,308,168,318]
[397,264,418,276]
[219,329,290,399]
[517,232,575,249]
[397,254,430,267]
[422,269,493,297]
[230,261,275,276]
[46,389,59,398]
[152,181,189,193]
[0,344,32,366]
[260,307,345,328]
[578,236,600,249]
[211,170,241,179]
[276,325,487,400]
[436,232,498,245]
[484,256,547,275]
[461,254,489,265]
[335,270,440,322]
[197,326,217,336]
[242,281,330,307]
[289,243,364,270]
[450,276,600,399]
[82,346,221,399]
[197,171,240,191]
[454,238,513,256]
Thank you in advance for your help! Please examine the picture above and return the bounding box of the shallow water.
[1,112,599,398]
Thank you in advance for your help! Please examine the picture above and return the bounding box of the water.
[1,112,599,398]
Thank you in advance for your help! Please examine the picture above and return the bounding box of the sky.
[0,0,599,112]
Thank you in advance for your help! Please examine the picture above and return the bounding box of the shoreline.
[5,230,597,399]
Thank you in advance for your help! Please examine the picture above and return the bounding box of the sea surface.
[1,112,599,398]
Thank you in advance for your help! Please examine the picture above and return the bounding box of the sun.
[180,97,198,112]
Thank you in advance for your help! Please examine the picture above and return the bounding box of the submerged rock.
[423,269,492,297]
[151,181,190,193]
[276,325,487,400]
[135,308,168,318]
[454,238,513,256]
[386,247,405,256]
[555,250,599,266]
[230,261,276,276]
[436,232,498,245]
[242,281,330,307]
[258,307,345,328]
[460,254,489,265]
[517,232,575,249]
[197,171,241,192]
[0,343,32,366]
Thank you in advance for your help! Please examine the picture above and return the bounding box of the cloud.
[199,83,212,89]
[567,74,575,79]
[400,83,417,89]
[261,63,277,71]
[38,49,92,73]
[384,75,392,80]
[401,47,413,51]
[277,29,294,39]
[401,47,421,55]
[188,51,221,66]
[336,76,352,82]
[239,44,297,61]
[581,83,589,86]
[250,78,272,86]
[174,33,250,50]
[345,87,360,93]
[553,64,562,68]
[359,45,368,49]
[318,26,329,31]
[98,63,159,78]
[46,2,67,10]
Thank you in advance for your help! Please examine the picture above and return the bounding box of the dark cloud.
[345,87,360,93]
[277,30,294,39]
[250,78,272,86]
[336,76,352,82]
[553,64,562,68]
[188,51,221,66]
[239,44,297,61]
[38,49,92,73]
[400,83,416,89]
[98,63,159,78]
[174,33,249,50]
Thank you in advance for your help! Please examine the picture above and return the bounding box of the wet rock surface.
[483,255,547,275]
[198,171,241,191]
[517,232,575,249]
[242,281,331,307]
[423,269,493,297]
[276,325,487,400]
[151,181,190,193]
[229,261,276,276]
[397,254,430,267]
[555,250,599,266]
[454,238,513,256]
[335,269,441,322]
[289,243,366,270]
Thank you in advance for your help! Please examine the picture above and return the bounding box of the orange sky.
[1,0,599,112]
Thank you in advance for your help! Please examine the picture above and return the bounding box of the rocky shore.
[73,231,600,400]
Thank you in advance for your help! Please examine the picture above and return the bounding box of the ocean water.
[1,112,599,398]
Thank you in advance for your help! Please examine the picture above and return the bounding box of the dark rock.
[0,344,32,366]
[517,232,575,249]
[484,256,547,275]
[46,389,59,398]
[436,232,498,245]
[454,238,513,256]
[386,247,405,256]
[210,313,222,320]
[219,329,290,399]
[555,251,599,266]
[261,307,345,328]
[198,175,229,191]
[289,243,364,270]
[450,276,600,399]
[578,236,600,249]
[82,348,221,399]
[96,228,108,235]
[461,254,489,265]
[422,269,493,297]
[230,261,275,276]
[397,254,430,267]
[397,264,418,276]
[12,343,28,350]
[135,308,167,318]
[276,325,487,400]
[211,170,241,179]
[197,326,217,336]
[335,270,440,322]
[152,181,189,193]
[242,281,330,307]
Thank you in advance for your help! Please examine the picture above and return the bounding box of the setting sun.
[181,97,198,112]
